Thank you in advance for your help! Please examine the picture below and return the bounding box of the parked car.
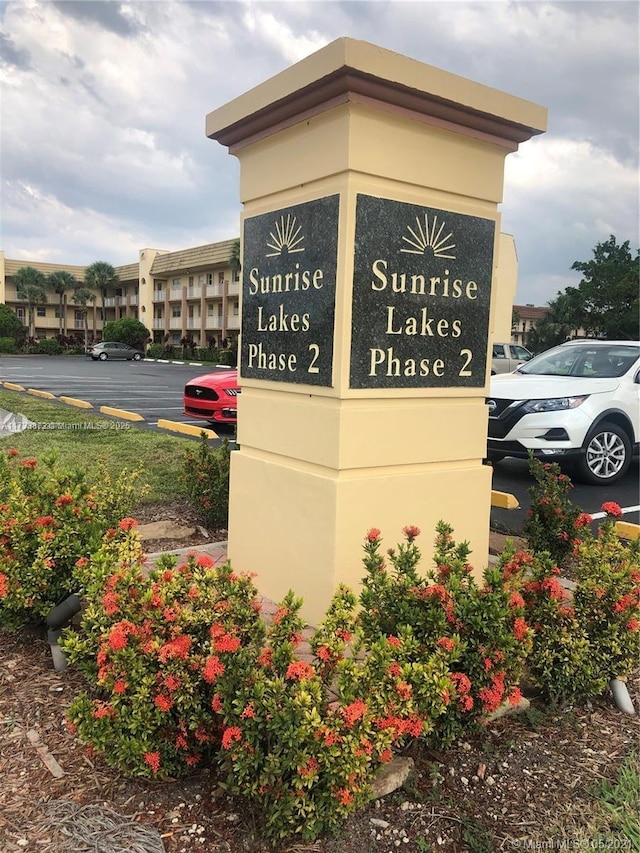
[86,341,144,361]
[183,368,240,425]
[486,340,640,484]
[491,342,533,375]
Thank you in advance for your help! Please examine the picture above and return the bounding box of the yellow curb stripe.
[157,419,218,439]
[614,521,640,541]
[491,490,520,510]
[99,405,145,422]
[28,388,56,400]
[3,382,25,391]
[59,396,93,409]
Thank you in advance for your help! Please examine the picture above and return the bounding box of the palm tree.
[71,287,96,349]
[84,260,119,301]
[229,239,241,278]
[48,270,78,336]
[14,266,48,339]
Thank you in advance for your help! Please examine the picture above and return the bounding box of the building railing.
[205,317,223,330]
[169,317,183,329]
[206,284,224,298]
[128,295,138,306]
[152,319,164,330]
[187,287,202,299]
[153,290,165,301]
[103,297,115,307]
[227,282,240,296]
[226,316,240,330]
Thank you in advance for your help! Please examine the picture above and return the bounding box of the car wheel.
[99,352,108,361]
[576,421,632,485]
[133,353,142,361]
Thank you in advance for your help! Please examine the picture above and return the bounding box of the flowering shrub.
[212,586,453,842]
[62,528,452,840]
[61,525,265,779]
[522,455,588,570]
[359,523,532,747]
[182,435,231,530]
[522,503,640,704]
[0,450,144,627]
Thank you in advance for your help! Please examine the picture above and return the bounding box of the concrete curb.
[99,405,145,422]
[2,382,25,392]
[27,388,56,400]
[156,418,218,439]
[59,396,93,409]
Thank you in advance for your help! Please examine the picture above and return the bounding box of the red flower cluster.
[55,494,74,507]
[478,671,505,713]
[144,751,161,773]
[285,660,315,681]
[0,572,8,598]
[601,501,622,518]
[118,517,138,531]
[437,636,455,653]
[366,528,381,543]
[221,726,242,749]
[341,699,368,728]
[157,634,192,662]
[450,672,473,712]
[202,654,225,683]
[402,525,420,541]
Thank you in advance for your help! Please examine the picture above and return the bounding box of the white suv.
[486,340,640,484]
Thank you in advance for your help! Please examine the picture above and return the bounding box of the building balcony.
[206,284,224,298]
[205,317,223,330]
[152,318,165,330]
[187,286,202,299]
[186,317,200,329]
[103,297,115,307]
[153,290,165,301]
[169,317,183,330]
[168,289,183,301]
[128,295,138,306]
[227,282,240,296]
[226,316,240,330]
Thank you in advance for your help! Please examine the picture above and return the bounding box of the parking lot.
[1,355,638,530]
[0,355,233,442]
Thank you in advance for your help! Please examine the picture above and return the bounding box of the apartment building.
[0,239,240,348]
[512,304,549,347]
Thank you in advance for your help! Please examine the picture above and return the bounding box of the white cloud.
[1,0,638,308]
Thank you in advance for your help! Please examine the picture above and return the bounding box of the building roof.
[115,263,139,282]
[513,304,548,321]
[4,259,87,279]
[149,240,237,276]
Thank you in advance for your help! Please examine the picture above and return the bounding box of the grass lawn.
[0,388,193,505]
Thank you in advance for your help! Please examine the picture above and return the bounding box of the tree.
[14,266,48,339]
[84,260,119,300]
[229,239,241,277]
[0,303,26,343]
[48,270,78,336]
[526,290,584,353]
[570,236,639,340]
[71,287,96,349]
[102,317,150,351]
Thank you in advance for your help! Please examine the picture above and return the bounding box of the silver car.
[86,342,144,361]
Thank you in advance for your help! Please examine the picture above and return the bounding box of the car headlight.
[522,395,589,414]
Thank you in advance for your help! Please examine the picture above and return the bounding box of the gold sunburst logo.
[400,214,456,259]
[266,214,305,258]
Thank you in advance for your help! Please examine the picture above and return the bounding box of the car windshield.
[517,344,640,379]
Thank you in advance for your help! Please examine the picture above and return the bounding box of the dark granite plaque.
[350,195,495,389]
[241,196,339,386]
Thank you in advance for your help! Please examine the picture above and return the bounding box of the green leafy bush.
[522,504,640,704]
[182,436,231,530]
[359,523,532,746]
[62,526,264,779]
[36,338,63,355]
[0,450,145,627]
[146,343,165,358]
[523,455,589,569]
[0,336,19,353]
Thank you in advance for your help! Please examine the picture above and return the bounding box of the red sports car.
[183,368,240,425]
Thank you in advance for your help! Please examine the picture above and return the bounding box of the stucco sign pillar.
[206,38,547,625]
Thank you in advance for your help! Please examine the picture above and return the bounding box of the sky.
[0,0,638,307]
